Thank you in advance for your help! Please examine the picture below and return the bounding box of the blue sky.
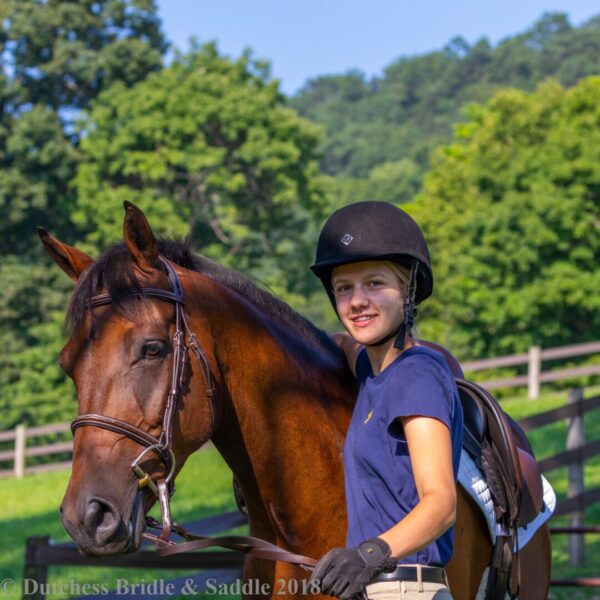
[156,1,599,94]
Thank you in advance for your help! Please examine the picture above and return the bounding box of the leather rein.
[70,257,316,570]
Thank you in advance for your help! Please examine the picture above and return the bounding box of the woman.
[309,201,463,600]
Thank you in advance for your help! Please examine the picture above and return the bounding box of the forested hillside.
[0,2,598,430]
[291,12,600,202]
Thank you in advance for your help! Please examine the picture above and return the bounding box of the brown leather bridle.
[69,257,317,569]
[71,257,216,544]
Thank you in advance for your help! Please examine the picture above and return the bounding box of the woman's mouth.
[351,314,377,328]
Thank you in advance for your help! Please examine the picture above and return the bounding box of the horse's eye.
[141,340,167,359]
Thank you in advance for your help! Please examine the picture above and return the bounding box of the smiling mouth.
[351,314,377,327]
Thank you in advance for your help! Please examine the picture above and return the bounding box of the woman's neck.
[366,336,417,375]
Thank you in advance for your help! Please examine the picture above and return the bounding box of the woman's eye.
[334,285,351,295]
[367,280,383,287]
[141,340,167,359]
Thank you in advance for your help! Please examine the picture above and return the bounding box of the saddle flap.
[516,447,544,526]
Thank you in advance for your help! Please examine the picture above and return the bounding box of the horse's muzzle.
[61,490,145,556]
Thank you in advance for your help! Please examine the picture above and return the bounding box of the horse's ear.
[38,228,94,282]
[122,201,160,273]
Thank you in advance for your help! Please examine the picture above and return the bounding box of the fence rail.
[516,388,600,585]
[23,511,247,600]
[0,422,72,478]
[462,340,600,399]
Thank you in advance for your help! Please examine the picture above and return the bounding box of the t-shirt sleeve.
[384,354,455,431]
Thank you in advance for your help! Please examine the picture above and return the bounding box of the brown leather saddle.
[458,378,545,599]
[420,341,545,527]
[458,378,544,528]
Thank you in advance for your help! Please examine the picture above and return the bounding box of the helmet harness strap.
[366,260,419,350]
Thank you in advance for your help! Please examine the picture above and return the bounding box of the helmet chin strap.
[366,260,419,351]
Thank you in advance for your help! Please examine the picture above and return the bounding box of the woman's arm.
[378,415,457,557]
[330,332,363,377]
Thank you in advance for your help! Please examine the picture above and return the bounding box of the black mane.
[67,239,336,353]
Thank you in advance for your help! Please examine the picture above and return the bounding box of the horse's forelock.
[67,244,143,333]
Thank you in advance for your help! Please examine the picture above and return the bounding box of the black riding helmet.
[310,201,433,349]
[310,200,433,306]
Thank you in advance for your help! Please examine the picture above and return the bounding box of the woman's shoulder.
[387,345,457,391]
[399,345,453,374]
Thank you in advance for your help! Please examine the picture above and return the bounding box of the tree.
[73,43,330,300]
[0,1,168,428]
[412,77,600,358]
[291,12,600,184]
[2,0,166,111]
[0,0,167,256]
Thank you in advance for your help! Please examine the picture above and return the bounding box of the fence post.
[527,345,541,399]
[23,535,49,599]
[566,387,585,567]
[14,424,26,478]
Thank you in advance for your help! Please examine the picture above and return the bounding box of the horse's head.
[39,202,217,555]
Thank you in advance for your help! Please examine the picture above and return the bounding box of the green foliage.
[73,43,330,298]
[2,0,166,110]
[0,106,77,256]
[0,0,168,429]
[0,258,74,429]
[412,77,600,358]
[0,0,168,257]
[291,12,600,183]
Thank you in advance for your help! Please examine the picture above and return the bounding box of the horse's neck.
[191,279,354,552]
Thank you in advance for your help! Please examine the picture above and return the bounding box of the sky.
[156,1,599,95]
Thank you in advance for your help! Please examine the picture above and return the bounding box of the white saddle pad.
[458,449,555,549]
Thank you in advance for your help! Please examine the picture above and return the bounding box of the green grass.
[0,448,241,600]
[1,386,599,599]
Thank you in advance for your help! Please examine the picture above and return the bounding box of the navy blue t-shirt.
[344,345,463,566]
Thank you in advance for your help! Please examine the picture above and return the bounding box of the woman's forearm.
[378,489,456,559]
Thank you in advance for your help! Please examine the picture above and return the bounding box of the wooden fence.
[518,387,600,586]
[462,339,600,399]
[22,511,247,600]
[18,386,600,596]
[0,422,72,479]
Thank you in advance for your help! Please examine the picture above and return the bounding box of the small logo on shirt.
[364,409,373,424]
[341,233,354,246]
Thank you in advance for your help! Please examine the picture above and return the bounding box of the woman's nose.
[349,285,369,308]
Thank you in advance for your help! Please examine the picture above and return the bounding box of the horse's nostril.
[85,498,122,544]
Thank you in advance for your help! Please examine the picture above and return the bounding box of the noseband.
[71,257,216,543]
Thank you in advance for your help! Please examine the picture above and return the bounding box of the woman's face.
[331,261,405,345]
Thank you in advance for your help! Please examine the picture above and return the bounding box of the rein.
[70,257,317,570]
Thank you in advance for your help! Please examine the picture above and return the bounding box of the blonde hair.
[384,261,411,297]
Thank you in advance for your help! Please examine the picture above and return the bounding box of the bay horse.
[39,202,551,598]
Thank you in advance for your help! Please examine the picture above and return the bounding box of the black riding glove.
[309,537,396,600]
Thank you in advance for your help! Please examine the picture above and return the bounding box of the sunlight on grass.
[0,448,241,600]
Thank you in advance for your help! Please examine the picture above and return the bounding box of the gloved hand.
[309,537,396,600]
